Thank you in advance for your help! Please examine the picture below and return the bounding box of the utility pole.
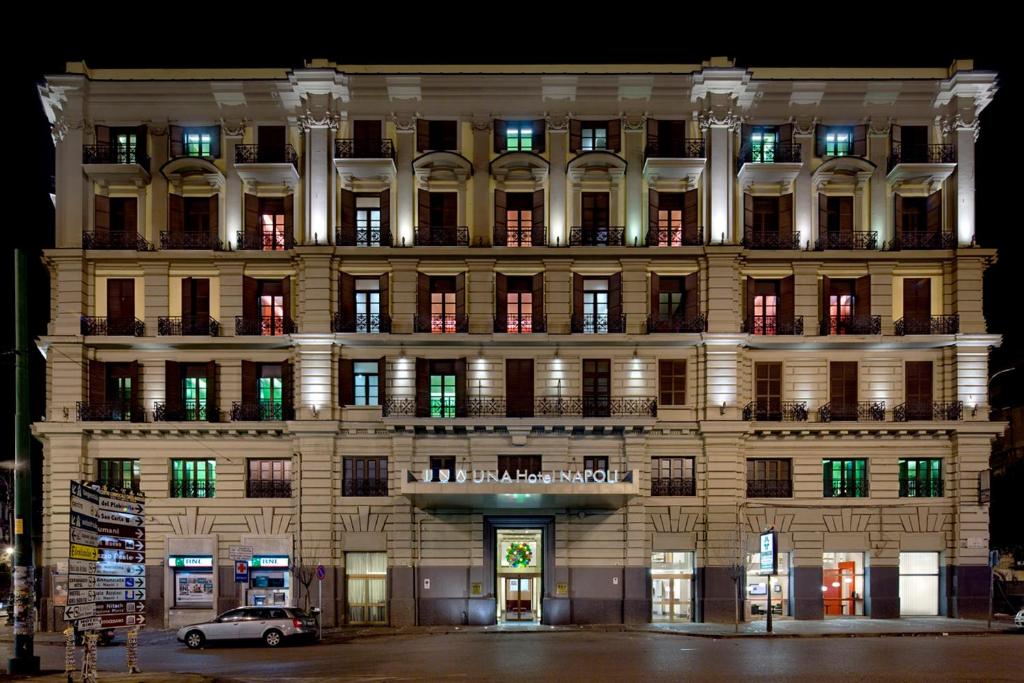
[8,249,39,675]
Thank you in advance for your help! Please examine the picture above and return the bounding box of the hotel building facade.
[35,58,1002,629]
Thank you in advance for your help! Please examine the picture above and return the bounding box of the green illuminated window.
[430,374,456,417]
[183,376,207,420]
[899,458,943,497]
[171,458,216,498]
[185,131,212,157]
[749,127,777,163]
[581,126,607,151]
[825,127,852,157]
[506,122,533,152]
[97,459,140,491]
[822,458,867,498]
[115,133,137,163]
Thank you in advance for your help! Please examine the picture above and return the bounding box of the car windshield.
[289,608,309,618]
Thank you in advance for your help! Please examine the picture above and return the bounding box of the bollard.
[126,628,141,674]
[63,627,76,683]
[82,632,99,683]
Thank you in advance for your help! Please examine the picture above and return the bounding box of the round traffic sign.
[316,564,326,580]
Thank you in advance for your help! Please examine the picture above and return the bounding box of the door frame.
[483,516,556,625]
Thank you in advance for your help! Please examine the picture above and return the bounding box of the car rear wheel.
[185,630,205,649]
[263,629,283,647]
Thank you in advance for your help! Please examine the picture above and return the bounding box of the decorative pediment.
[812,156,875,192]
[489,152,549,185]
[413,151,474,186]
[567,151,627,182]
[160,157,225,191]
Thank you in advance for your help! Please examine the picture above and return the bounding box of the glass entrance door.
[502,576,538,621]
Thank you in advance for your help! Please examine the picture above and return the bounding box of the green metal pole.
[8,249,39,675]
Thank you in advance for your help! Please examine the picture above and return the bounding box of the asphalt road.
[4,631,1022,681]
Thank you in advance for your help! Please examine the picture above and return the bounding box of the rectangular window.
[901,197,928,232]
[260,294,284,336]
[582,359,611,417]
[752,197,779,237]
[259,370,283,420]
[754,362,782,419]
[746,459,792,498]
[346,552,387,624]
[171,459,216,498]
[583,456,609,473]
[183,197,210,234]
[96,459,140,491]
[430,374,456,417]
[658,193,685,246]
[583,279,609,333]
[505,121,534,152]
[183,376,207,421]
[355,279,381,333]
[185,130,212,157]
[497,455,542,476]
[247,459,292,498]
[825,196,854,234]
[749,127,777,163]
[115,131,138,164]
[428,456,456,482]
[507,291,533,333]
[822,459,868,498]
[658,360,687,406]
[829,361,859,419]
[429,121,457,151]
[354,361,380,406]
[825,127,852,157]
[753,281,779,335]
[651,457,695,496]
[430,278,457,333]
[899,552,939,616]
[260,198,287,251]
[899,458,943,497]
[580,125,608,151]
[343,457,388,497]
[355,196,382,246]
[506,208,533,247]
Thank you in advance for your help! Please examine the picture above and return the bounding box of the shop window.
[822,552,865,616]
[745,551,790,619]
[651,551,694,622]
[899,552,939,616]
[346,552,387,624]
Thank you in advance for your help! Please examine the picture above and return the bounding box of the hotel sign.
[421,469,626,485]
[759,530,778,576]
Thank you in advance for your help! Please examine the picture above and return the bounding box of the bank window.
[354,361,379,406]
[506,122,533,152]
[822,458,867,498]
[171,458,216,498]
[899,552,939,616]
[899,458,943,497]
[247,459,292,498]
[581,125,607,151]
[651,457,695,496]
[825,127,852,157]
[343,457,388,497]
[185,130,212,157]
[96,458,140,491]
[430,374,456,417]
[658,360,687,406]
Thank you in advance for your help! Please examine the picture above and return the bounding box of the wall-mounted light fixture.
[720,401,727,415]
[311,404,320,419]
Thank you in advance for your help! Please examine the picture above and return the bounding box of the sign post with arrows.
[65,482,147,634]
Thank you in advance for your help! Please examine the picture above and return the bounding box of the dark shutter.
[455,272,466,322]
[339,272,355,322]
[169,125,184,158]
[683,189,699,244]
[780,276,795,324]
[417,273,430,324]
[442,192,457,227]
[94,195,110,240]
[778,124,792,147]
[415,358,429,417]
[339,189,355,245]
[283,194,293,243]
[532,189,545,245]
[282,361,293,418]
[181,277,193,319]
[379,188,390,238]
[778,194,793,241]
[532,120,546,154]
[168,194,184,236]
[607,118,621,153]
[745,277,756,327]
[821,275,831,322]
[242,276,257,321]
[684,272,699,321]
[838,197,853,235]
[165,361,182,415]
[95,125,110,146]
[208,194,219,241]
[573,273,584,322]
[926,191,942,235]
[194,278,210,318]
[648,188,659,243]
[209,125,222,159]
[339,358,354,406]
[454,357,467,417]
[743,193,754,238]
[128,361,142,422]
[122,198,137,235]
[569,119,582,153]
[417,189,430,244]
[378,356,387,409]
[241,361,257,405]
[650,273,660,318]
[89,360,107,405]
[815,124,826,158]
[280,276,291,323]
[495,273,507,331]
[903,278,931,320]
[646,119,658,153]
[379,273,389,320]
[906,361,933,407]
[891,125,902,153]
[741,124,752,151]
[852,125,867,157]
[609,272,623,329]
[493,120,507,154]
[532,274,544,325]
[416,119,429,152]
[493,189,506,245]
[855,275,871,317]
[205,361,218,421]
[818,193,828,234]
[244,194,259,244]
[107,279,134,323]
[506,359,534,417]
[830,361,859,407]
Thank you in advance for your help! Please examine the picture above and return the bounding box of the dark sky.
[3,25,1019,462]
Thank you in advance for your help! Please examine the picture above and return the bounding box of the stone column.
[868,120,890,243]
[294,250,334,333]
[217,260,245,337]
[792,262,821,335]
[950,431,1000,618]
[388,434,416,626]
[149,125,169,245]
[620,259,650,334]
[623,117,644,246]
[40,76,86,248]
[467,259,496,334]
[471,121,491,245]
[293,340,335,420]
[698,429,744,622]
[394,116,416,247]
[546,116,568,247]
[223,122,245,249]
[954,254,986,334]
[142,261,169,337]
[389,260,420,334]
[704,250,742,333]
[704,119,736,244]
[543,258,572,334]
[622,433,650,623]
[302,123,333,246]
[868,261,896,334]
[793,126,813,248]
[294,426,340,619]
[951,105,979,246]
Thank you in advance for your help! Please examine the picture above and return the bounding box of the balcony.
[157,316,221,336]
[819,315,882,336]
[76,401,138,422]
[739,142,802,165]
[646,226,703,247]
[334,138,397,185]
[887,143,956,172]
[645,140,706,160]
[572,313,626,334]
[230,401,294,421]
[153,401,218,422]
[743,231,802,250]
[495,315,546,334]
[414,314,468,334]
[82,230,153,251]
[342,479,388,497]
[826,481,868,498]
[646,314,707,334]
[82,144,151,184]
[415,226,469,247]
[234,316,297,336]
[335,227,393,247]
[160,231,223,251]
[893,401,963,422]
[247,480,293,498]
[743,316,804,336]
[382,396,657,419]
[493,225,546,247]
[170,481,216,498]
[737,143,803,189]
[569,226,625,247]
[899,479,944,497]
[742,401,809,422]
[81,316,144,337]
[235,231,295,251]
[894,315,960,336]
[643,140,707,187]
[815,231,878,251]
[332,312,392,334]
[334,138,395,159]
[234,144,300,190]
[746,479,793,498]
[650,477,695,496]
[887,231,956,250]
[818,401,886,422]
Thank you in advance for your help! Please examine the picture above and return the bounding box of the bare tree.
[291,564,316,611]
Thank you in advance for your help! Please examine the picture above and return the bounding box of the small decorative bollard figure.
[63,626,76,683]
[81,632,99,683]
[126,627,141,674]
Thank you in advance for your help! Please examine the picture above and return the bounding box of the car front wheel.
[185,630,205,649]
[263,629,283,647]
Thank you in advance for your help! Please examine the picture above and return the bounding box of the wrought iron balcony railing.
[414,226,469,246]
[235,230,295,251]
[746,479,793,498]
[894,315,960,336]
[646,226,703,247]
[82,231,153,251]
[81,316,144,337]
[246,479,293,498]
[414,314,469,334]
[743,231,802,250]
[157,316,220,336]
[569,226,626,247]
[170,480,216,498]
[894,401,963,422]
[493,225,546,247]
[644,139,706,159]
[651,477,696,496]
[738,142,802,164]
[76,401,139,422]
[332,312,392,333]
[381,396,657,418]
[572,313,627,334]
[887,231,956,250]
[82,143,150,169]
[826,480,868,498]
[153,401,218,422]
[160,231,223,251]
[646,314,707,333]
[335,227,393,247]
[820,315,882,336]
[819,401,886,422]
[342,479,388,497]
[495,315,546,334]
[234,143,299,168]
[899,479,944,497]
[235,316,297,336]
[743,316,804,336]
[230,401,294,421]
[742,401,809,422]
[887,143,956,171]
[334,138,395,159]
[815,231,879,251]
[467,397,511,417]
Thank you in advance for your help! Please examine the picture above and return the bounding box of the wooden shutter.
[778,124,792,147]
[128,361,143,422]
[569,119,582,153]
[855,275,871,317]
[205,361,218,421]
[838,197,853,236]
[377,357,387,409]
[169,125,184,158]
[506,359,534,417]
[280,276,291,323]
[495,273,507,331]
[379,188,390,238]
[167,194,184,236]
[493,189,506,244]
[339,189,355,244]
[455,272,466,322]
[378,274,389,320]
[832,361,859,408]
[607,119,621,153]
[338,358,354,406]
[609,272,623,329]
[95,125,110,147]
[573,273,584,321]
[532,120,546,153]
[743,193,754,238]
[926,191,942,234]
[903,278,931,320]
[745,277,756,327]
[415,358,429,417]
[648,188,659,243]
[684,272,699,321]
[121,198,138,235]
[339,272,355,322]
[283,194,293,243]
[241,361,257,406]
[442,192,457,227]
[417,273,430,324]
[165,361,182,415]
[493,120,507,153]
[243,276,257,321]
[209,125,222,158]
[683,189,698,244]
[818,193,829,234]
[780,276,795,324]
[646,118,658,152]
[532,274,544,325]
[650,273,661,318]
[281,361,294,418]
[181,277,193,319]
[852,125,867,157]
[244,193,259,244]
[94,195,110,239]
[89,360,107,405]
[778,194,793,241]
[815,124,826,158]
[906,361,933,406]
[454,357,467,417]
[532,189,545,245]
[417,189,430,243]
[194,278,210,318]
[107,279,134,323]
[416,119,429,152]
[208,194,219,241]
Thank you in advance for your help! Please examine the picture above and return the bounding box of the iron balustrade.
[646,314,708,333]
[743,316,804,336]
[235,230,295,251]
[746,479,793,498]
[414,314,469,334]
[644,139,706,159]
[76,401,138,422]
[899,478,944,497]
[815,231,879,251]
[467,397,510,417]
[894,401,964,422]
[382,398,416,416]
[81,316,144,337]
[819,401,886,422]
[894,315,960,336]
[230,401,293,421]
[414,226,469,246]
[246,479,293,498]
[234,316,297,336]
[496,315,546,334]
[820,315,882,336]
[382,396,657,418]
[160,231,223,250]
[342,479,388,497]
[153,401,216,422]
[742,231,802,250]
[332,312,392,333]
[234,143,299,168]
[826,480,868,498]
[82,143,150,169]
[157,316,220,336]
[572,313,626,334]
[82,231,153,251]
[335,227,393,247]
[738,141,802,164]
[742,401,809,422]
[493,225,546,247]
[569,226,626,246]
[334,138,395,159]
[646,226,703,247]
[887,142,956,171]
[170,480,216,498]
[651,477,696,496]
[887,231,956,250]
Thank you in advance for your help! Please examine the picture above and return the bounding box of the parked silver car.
[177,606,316,648]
